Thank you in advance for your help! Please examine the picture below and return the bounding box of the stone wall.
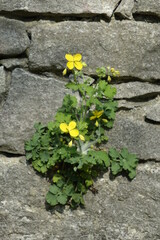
[0,1,160,239]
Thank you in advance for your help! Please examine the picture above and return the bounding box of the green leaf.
[85,179,93,188]
[26,152,32,160]
[53,174,63,183]
[128,170,137,179]
[104,85,117,99]
[66,83,79,91]
[46,192,58,206]
[109,148,119,159]
[63,184,74,196]
[55,112,71,125]
[56,179,65,188]
[98,80,108,91]
[111,162,122,175]
[72,193,82,204]
[49,185,60,195]
[39,151,50,163]
[57,194,68,205]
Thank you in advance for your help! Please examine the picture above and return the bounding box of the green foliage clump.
[25,53,138,208]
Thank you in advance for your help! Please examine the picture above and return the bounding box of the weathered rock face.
[0,155,160,240]
[0,0,160,239]
[0,68,68,154]
[0,0,120,18]
[0,58,28,70]
[133,0,160,19]
[0,66,6,96]
[145,98,160,123]
[107,110,160,161]
[28,21,160,81]
[115,82,160,99]
[115,0,134,19]
[0,17,30,57]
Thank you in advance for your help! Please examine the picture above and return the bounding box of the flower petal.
[68,121,77,131]
[67,61,74,70]
[73,53,82,61]
[97,110,104,118]
[79,134,85,141]
[70,129,79,138]
[74,61,83,70]
[65,54,74,61]
[60,123,68,133]
[90,116,96,120]
[93,110,98,116]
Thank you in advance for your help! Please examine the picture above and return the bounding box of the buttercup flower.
[60,121,79,138]
[65,53,83,70]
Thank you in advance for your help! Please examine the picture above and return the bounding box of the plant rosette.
[25,53,138,209]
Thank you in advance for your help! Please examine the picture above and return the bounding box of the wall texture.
[0,1,160,239]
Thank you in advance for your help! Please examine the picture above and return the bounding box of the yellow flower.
[65,53,83,70]
[90,110,104,120]
[60,121,79,138]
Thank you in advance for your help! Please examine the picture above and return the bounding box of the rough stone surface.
[0,68,69,154]
[0,0,120,18]
[107,110,160,161]
[0,66,6,96]
[0,17,30,57]
[133,0,160,19]
[115,0,134,19]
[28,21,160,81]
[145,98,160,123]
[0,155,160,240]
[115,81,160,99]
[0,58,28,70]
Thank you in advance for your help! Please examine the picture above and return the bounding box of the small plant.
[25,53,138,208]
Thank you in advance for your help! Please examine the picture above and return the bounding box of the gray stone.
[115,0,134,19]
[0,68,69,154]
[0,58,28,70]
[0,154,160,240]
[0,17,30,57]
[0,66,6,95]
[133,0,160,19]
[28,21,160,81]
[0,0,120,18]
[145,97,160,123]
[107,110,160,161]
[115,81,160,99]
